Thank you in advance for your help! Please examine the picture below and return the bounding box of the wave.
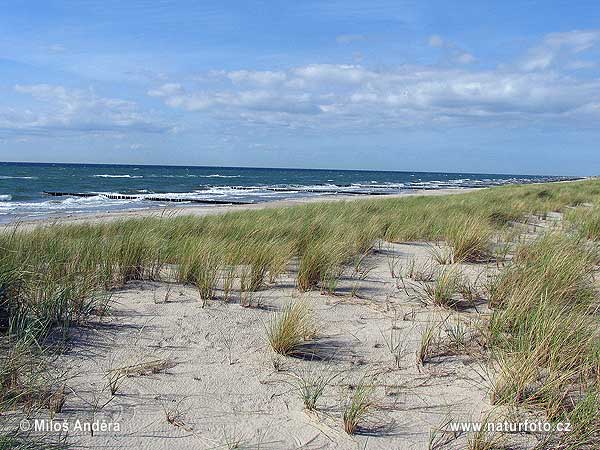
[0,194,144,214]
[148,174,199,178]
[93,174,144,178]
[200,174,241,178]
[0,176,37,180]
[0,174,581,221]
[113,174,242,179]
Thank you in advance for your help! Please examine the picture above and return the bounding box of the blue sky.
[1,1,599,175]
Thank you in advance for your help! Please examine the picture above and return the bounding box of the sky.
[0,1,599,175]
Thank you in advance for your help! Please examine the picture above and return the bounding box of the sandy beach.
[2,179,599,449]
[36,241,492,449]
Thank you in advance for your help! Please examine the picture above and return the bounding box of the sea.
[0,162,579,223]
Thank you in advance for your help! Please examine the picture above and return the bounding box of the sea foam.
[93,174,143,178]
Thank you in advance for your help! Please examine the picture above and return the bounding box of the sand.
[2,188,567,449]
[15,240,503,449]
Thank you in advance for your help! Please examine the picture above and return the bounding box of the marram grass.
[265,301,317,356]
[3,178,600,345]
[487,232,600,433]
[2,178,600,442]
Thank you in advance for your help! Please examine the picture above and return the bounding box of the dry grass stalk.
[110,358,177,377]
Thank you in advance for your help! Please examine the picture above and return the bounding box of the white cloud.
[522,29,600,71]
[522,51,553,71]
[566,60,596,70]
[149,83,322,114]
[226,70,287,86]
[142,31,600,131]
[147,83,184,97]
[544,30,600,52]
[45,44,66,53]
[290,64,371,86]
[2,84,169,136]
[147,62,600,130]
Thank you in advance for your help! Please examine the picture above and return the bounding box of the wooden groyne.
[43,184,463,206]
[43,191,252,205]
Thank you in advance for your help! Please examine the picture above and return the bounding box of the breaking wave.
[200,174,242,178]
[93,174,144,178]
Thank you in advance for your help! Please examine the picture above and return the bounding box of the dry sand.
[20,240,502,449]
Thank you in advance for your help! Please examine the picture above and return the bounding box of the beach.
[1,187,478,229]
[4,0,600,447]
[2,179,599,449]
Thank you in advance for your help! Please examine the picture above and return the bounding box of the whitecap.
[0,194,11,201]
[0,176,37,180]
[200,174,241,178]
[0,194,142,214]
[93,174,143,178]
[148,174,199,178]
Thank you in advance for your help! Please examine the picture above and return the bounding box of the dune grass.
[288,366,338,411]
[466,414,506,450]
[0,181,593,327]
[3,178,600,441]
[417,321,440,366]
[560,388,600,448]
[487,232,600,431]
[419,268,461,308]
[265,301,317,356]
[0,430,69,450]
[342,377,376,434]
[566,205,600,240]
[445,217,493,263]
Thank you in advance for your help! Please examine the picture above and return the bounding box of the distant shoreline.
[3,176,592,228]
[0,162,582,225]
[2,187,479,228]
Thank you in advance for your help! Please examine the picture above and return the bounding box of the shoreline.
[1,187,480,228]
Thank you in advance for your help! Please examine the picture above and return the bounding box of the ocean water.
[0,162,578,223]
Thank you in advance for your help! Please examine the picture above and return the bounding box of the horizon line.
[0,160,576,179]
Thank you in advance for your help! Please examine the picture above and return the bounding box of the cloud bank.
[147,29,600,131]
[3,30,600,140]
[1,85,169,137]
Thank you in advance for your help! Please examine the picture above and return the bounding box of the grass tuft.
[342,377,376,435]
[265,301,317,356]
[445,217,492,263]
[419,268,461,308]
[289,366,337,411]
